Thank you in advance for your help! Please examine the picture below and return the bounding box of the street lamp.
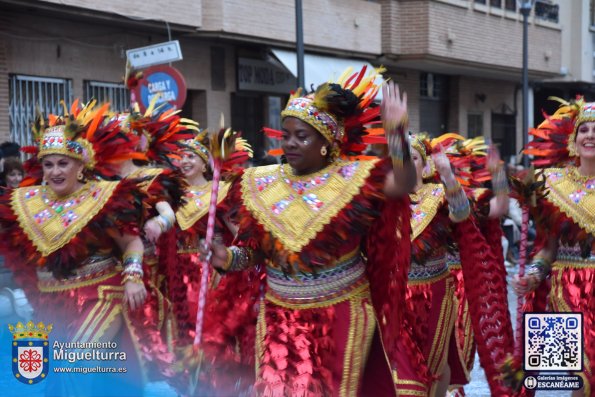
[518,0,536,167]
[295,0,305,90]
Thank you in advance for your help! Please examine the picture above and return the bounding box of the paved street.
[463,265,568,397]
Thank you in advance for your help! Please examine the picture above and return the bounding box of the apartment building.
[534,0,595,124]
[0,0,563,161]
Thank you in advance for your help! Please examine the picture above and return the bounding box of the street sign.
[126,40,183,69]
[131,65,187,113]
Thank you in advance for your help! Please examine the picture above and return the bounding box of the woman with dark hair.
[200,68,416,396]
[0,157,24,189]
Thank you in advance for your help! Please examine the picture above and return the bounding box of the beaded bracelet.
[526,257,552,284]
[223,247,234,271]
[387,119,410,169]
[491,167,510,196]
[121,273,144,285]
[122,252,143,278]
[228,246,254,272]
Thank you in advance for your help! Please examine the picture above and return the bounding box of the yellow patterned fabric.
[410,183,446,241]
[176,181,230,231]
[11,181,119,256]
[543,167,595,235]
[241,160,378,253]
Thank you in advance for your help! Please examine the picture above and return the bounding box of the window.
[490,0,502,7]
[475,0,487,4]
[419,73,449,135]
[467,113,483,138]
[9,75,72,147]
[504,0,516,11]
[420,73,444,99]
[84,81,129,112]
[491,113,516,159]
[535,0,559,23]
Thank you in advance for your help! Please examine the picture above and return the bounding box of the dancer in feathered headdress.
[513,97,595,395]
[0,100,164,394]
[394,132,476,396]
[110,103,201,385]
[195,66,415,395]
[163,128,258,396]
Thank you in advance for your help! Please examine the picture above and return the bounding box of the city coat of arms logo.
[8,321,53,384]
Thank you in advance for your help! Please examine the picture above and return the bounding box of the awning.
[271,49,383,100]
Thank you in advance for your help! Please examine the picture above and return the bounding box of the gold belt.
[37,256,120,292]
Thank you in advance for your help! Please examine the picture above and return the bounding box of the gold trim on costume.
[428,276,456,374]
[72,285,124,343]
[12,181,119,257]
[255,299,266,379]
[265,282,370,310]
[410,183,446,241]
[543,167,595,235]
[455,297,474,381]
[175,182,230,230]
[241,160,377,253]
[340,297,375,397]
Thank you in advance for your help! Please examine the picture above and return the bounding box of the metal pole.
[295,0,305,90]
[521,4,530,168]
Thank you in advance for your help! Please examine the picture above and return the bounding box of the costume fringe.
[455,218,515,396]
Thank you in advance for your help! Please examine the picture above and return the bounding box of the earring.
[320,146,328,156]
[42,178,47,186]
[77,170,84,182]
[202,165,207,173]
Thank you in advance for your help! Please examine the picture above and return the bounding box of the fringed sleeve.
[365,192,414,378]
[144,168,188,215]
[455,217,516,396]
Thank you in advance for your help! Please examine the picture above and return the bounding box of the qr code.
[524,313,582,371]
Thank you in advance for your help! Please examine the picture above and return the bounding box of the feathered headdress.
[265,66,386,160]
[182,130,211,163]
[208,117,253,172]
[22,100,145,185]
[410,132,491,186]
[524,96,584,168]
[125,99,199,166]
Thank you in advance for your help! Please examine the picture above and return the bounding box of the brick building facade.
[0,0,565,162]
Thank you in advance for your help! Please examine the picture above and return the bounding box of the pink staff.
[510,168,541,374]
[194,125,238,347]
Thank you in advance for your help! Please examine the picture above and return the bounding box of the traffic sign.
[126,40,183,69]
[132,65,187,113]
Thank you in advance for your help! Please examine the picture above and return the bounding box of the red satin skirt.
[255,282,396,396]
[448,264,475,392]
[394,268,457,397]
[549,263,595,396]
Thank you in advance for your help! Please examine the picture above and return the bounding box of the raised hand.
[381,81,408,131]
[431,145,456,184]
[487,144,503,173]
